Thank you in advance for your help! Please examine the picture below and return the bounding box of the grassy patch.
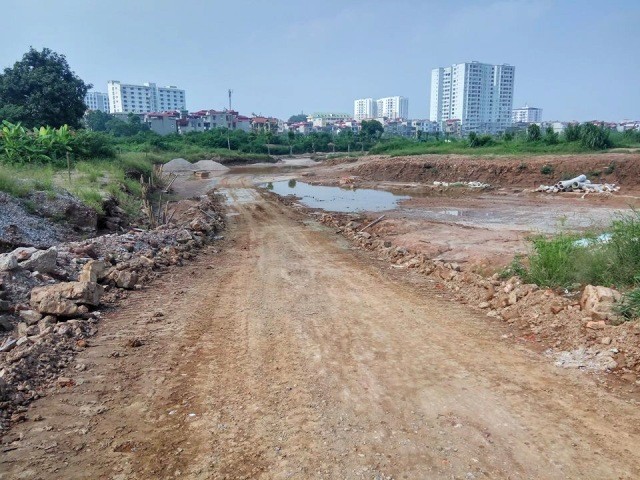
[617,283,640,321]
[519,210,640,290]
[0,164,55,197]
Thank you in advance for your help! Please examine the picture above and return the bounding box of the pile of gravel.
[192,160,229,172]
[163,158,196,172]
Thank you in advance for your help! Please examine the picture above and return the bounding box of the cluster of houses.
[107,109,640,139]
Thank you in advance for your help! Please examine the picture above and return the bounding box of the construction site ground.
[2,153,640,479]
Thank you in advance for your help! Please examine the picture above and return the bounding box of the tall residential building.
[512,104,542,123]
[376,96,409,120]
[107,80,186,114]
[84,91,109,112]
[430,61,515,134]
[354,98,377,121]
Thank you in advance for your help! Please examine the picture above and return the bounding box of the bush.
[70,131,116,159]
[580,123,612,150]
[540,164,554,175]
[564,123,581,142]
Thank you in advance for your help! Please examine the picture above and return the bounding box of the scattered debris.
[0,191,226,432]
[535,174,620,194]
[433,181,491,189]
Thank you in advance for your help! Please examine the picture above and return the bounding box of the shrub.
[70,131,116,159]
[617,284,640,321]
[564,123,581,142]
[580,123,612,150]
[526,124,542,142]
[540,164,554,175]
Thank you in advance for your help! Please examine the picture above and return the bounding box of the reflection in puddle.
[265,181,410,212]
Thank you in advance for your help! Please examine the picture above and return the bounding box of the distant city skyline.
[2,0,639,121]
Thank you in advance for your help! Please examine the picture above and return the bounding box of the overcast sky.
[2,0,638,121]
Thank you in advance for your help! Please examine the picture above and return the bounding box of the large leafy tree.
[360,119,384,139]
[288,113,308,123]
[0,47,90,129]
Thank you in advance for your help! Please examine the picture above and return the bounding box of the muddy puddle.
[265,180,410,212]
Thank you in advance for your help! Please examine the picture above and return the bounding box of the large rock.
[20,248,57,273]
[31,281,103,317]
[0,253,18,271]
[114,271,138,290]
[79,260,106,283]
[580,285,622,322]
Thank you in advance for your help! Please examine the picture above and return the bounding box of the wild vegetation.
[503,211,640,320]
[371,126,640,156]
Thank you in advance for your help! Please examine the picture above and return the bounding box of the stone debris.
[433,181,491,189]
[0,191,225,432]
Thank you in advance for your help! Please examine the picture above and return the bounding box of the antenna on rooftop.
[228,89,233,110]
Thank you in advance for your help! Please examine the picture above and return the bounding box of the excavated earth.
[0,157,639,479]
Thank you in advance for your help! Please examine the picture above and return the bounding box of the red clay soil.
[350,153,640,189]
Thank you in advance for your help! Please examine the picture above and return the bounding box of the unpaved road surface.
[2,182,640,479]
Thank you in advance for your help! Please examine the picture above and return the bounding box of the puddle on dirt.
[265,180,410,212]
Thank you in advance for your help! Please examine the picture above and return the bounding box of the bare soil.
[2,178,640,479]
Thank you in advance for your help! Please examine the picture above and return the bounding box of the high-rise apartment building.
[376,96,409,120]
[84,91,109,112]
[430,61,515,134]
[107,80,186,114]
[354,98,377,121]
[512,104,542,123]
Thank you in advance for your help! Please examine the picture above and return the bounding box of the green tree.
[360,119,384,139]
[0,47,90,129]
[580,123,611,150]
[526,124,542,142]
[288,114,307,123]
[85,110,111,131]
[564,123,581,142]
[544,126,559,145]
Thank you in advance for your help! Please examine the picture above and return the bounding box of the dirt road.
[2,184,640,479]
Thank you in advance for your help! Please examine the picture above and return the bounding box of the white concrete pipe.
[556,174,587,190]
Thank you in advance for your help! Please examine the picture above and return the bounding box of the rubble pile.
[0,192,225,431]
[535,174,620,194]
[433,181,491,189]
[311,210,640,378]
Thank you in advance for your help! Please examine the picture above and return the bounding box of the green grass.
[368,138,597,157]
[519,210,640,292]
[617,283,640,321]
[0,164,55,197]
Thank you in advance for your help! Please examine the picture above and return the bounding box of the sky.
[2,0,639,122]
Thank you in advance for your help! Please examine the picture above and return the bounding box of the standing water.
[265,180,409,212]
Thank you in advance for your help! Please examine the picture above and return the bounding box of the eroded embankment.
[349,153,640,188]
[0,192,225,433]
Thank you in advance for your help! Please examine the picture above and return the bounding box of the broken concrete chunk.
[20,248,57,273]
[11,247,37,262]
[0,253,19,271]
[175,229,192,243]
[31,281,103,317]
[79,260,106,283]
[19,309,43,326]
[114,271,138,290]
[580,285,621,321]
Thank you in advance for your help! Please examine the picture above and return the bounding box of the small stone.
[478,302,490,309]
[601,337,612,345]
[586,320,606,330]
[19,309,43,326]
[20,248,57,273]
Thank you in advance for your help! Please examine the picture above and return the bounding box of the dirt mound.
[350,153,640,188]
[192,160,229,171]
[163,158,196,172]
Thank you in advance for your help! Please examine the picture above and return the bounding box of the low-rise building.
[512,104,542,123]
[307,112,352,128]
[251,116,279,133]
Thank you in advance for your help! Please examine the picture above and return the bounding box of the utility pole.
[227,89,233,150]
